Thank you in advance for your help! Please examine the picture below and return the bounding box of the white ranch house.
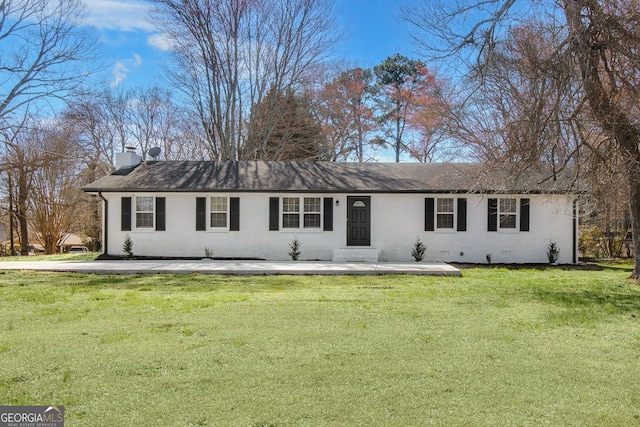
[83,153,578,264]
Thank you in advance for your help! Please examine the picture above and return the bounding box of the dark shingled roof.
[83,161,577,194]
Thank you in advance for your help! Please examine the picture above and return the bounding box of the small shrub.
[289,237,301,261]
[204,247,214,259]
[411,237,426,262]
[486,253,492,264]
[123,235,134,259]
[547,241,560,264]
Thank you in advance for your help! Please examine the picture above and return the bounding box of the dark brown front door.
[347,196,371,246]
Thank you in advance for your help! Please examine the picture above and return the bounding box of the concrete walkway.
[0,260,461,276]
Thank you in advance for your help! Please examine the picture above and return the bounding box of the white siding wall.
[371,194,576,264]
[104,192,576,264]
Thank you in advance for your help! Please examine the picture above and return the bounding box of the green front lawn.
[0,266,638,426]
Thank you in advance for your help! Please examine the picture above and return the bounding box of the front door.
[347,196,371,246]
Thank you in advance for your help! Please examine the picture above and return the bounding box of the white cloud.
[111,61,129,87]
[110,54,144,87]
[147,33,173,51]
[82,0,156,32]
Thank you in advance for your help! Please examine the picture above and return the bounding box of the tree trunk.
[564,0,640,279]
[15,156,30,256]
[395,114,401,163]
[627,164,640,279]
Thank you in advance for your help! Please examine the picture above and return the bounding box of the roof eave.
[83,187,579,194]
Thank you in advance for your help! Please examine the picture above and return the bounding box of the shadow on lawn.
[531,288,640,313]
[453,262,640,315]
[453,262,634,273]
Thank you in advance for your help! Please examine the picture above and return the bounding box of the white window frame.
[204,195,230,232]
[436,197,455,230]
[282,197,300,229]
[135,196,155,230]
[498,197,518,231]
[209,196,229,230]
[303,197,322,228]
[282,196,322,231]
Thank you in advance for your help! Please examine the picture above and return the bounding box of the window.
[488,198,529,232]
[283,197,300,228]
[304,197,321,228]
[425,197,466,232]
[123,196,165,231]
[282,197,321,229]
[136,196,154,228]
[436,198,454,229]
[210,197,228,228]
[499,198,517,229]
[197,196,239,231]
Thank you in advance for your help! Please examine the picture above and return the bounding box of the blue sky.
[83,0,412,89]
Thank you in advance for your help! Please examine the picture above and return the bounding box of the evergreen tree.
[245,87,328,161]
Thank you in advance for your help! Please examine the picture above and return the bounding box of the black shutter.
[196,197,206,231]
[488,198,498,231]
[121,197,131,231]
[230,197,240,231]
[425,198,435,231]
[457,198,467,231]
[155,197,166,231]
[520,198,530,232]
[323,198,333,231]
[269,197,279,230]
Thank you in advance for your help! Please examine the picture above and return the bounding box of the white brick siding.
[103,192,576,264]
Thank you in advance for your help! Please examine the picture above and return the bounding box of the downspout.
[98,192,108,256]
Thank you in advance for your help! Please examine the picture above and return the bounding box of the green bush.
[411,237,426,262]
[289,237,301,261]
[123,234,134,258]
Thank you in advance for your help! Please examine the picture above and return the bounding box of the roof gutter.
[81,188,580,195]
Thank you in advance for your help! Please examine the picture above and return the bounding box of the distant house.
[58,233,91,253]
[83,153,578,263]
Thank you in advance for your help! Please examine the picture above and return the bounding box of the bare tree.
[565,0,640,276]
[2,124,36,255]
[0,119,83,255]
[0,0,97,127]
[27,125,85,254]
[0,0,97,255]
[404,0,640,278]
[151,0,339,160]
[64,86,196,248]
[451,21,583,171]
[65,95,118,173]
[67,87,192,162]
[314,67,376,161]
[126,87,184,161]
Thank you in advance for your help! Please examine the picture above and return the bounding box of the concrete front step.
[332,248,380,262]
